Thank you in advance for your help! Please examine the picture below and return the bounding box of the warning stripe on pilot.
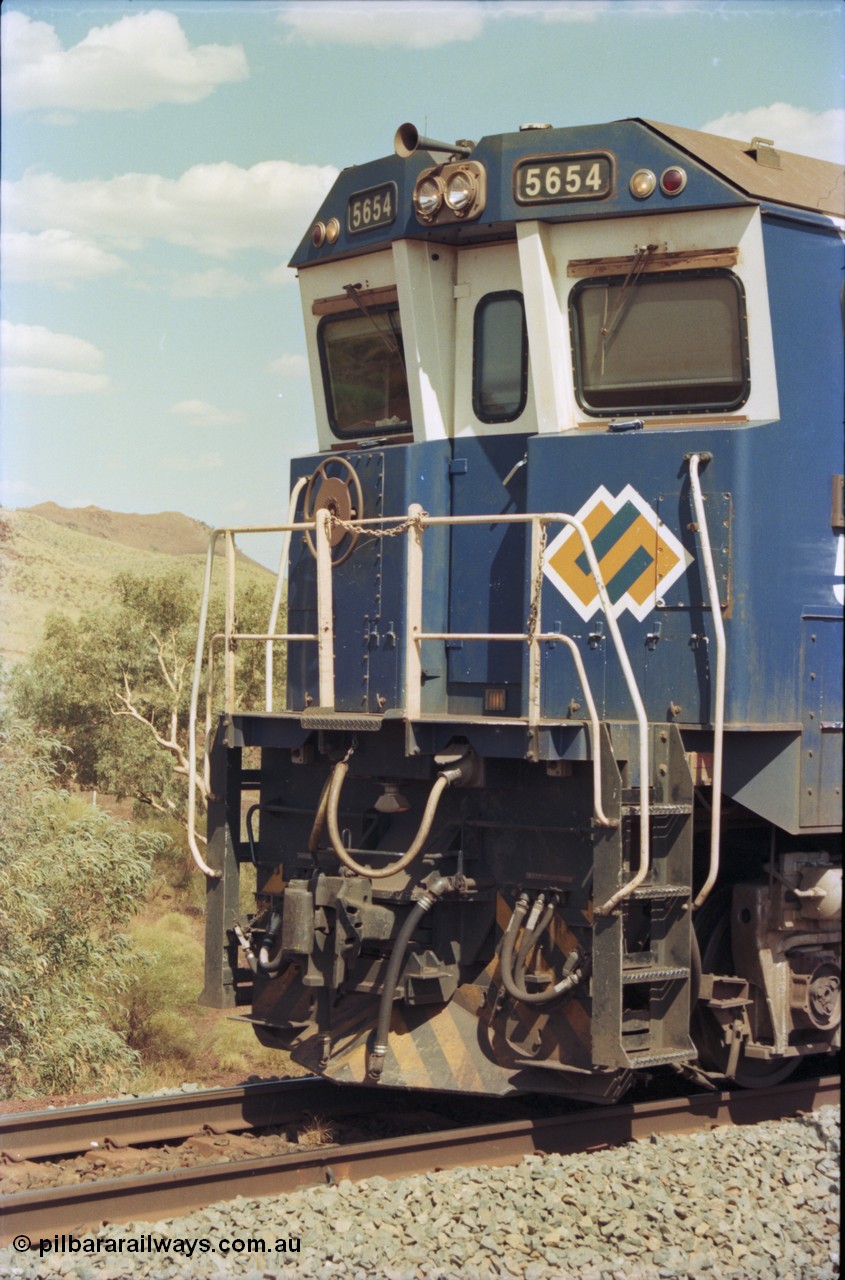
[544,484,693,622]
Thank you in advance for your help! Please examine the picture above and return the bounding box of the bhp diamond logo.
[544,484,693,622]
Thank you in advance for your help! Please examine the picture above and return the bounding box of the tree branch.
[112,671,208,803]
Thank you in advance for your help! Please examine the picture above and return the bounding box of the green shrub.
[121,913,206,1070]
[0,716,159,1097]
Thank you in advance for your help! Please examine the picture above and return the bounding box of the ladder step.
[625,1047,694,1068]
[629,883,691,900]
[621,965,689,985]
[622,803,693,816]
[299,710,384,731]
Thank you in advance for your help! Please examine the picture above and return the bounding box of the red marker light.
[660,167,687,196]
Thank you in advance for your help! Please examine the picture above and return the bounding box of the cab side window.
[473,291,529,423]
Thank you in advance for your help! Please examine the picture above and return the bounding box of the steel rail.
[1,1076,837,1248]
[0,1077,413,1163]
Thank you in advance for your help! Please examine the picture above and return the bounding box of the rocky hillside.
[0,504,274,665]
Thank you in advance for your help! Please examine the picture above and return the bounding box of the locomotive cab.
[195,119,843,1099]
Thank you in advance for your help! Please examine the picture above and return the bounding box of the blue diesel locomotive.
[194,118,843,1100]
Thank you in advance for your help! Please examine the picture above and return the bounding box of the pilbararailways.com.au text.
[12,1233,301,1259]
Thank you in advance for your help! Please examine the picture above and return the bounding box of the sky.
[1,0,843,567]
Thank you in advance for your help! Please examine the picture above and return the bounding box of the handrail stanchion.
[225,531,237,715]
[187,532,223,879]
[266,476,308,712]
[526,517,544,758]
[315,508,335,709]
[405,504,425,733]
[689,453,726,910]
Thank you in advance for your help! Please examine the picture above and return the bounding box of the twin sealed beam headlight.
[412,161,486,225]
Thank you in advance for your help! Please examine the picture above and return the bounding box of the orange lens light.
[484,688,507,713]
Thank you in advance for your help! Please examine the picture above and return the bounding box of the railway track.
[0,1074,838,1248]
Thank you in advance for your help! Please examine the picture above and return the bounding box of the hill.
[26,502,222,557]
[0,504,276,666]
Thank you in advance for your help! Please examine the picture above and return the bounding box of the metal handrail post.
[404,504,425,730]
[266,476,309,712]
[224,531,237,715]
[187,532,223,879]
[315,508,335,709]
[689,453,726,909]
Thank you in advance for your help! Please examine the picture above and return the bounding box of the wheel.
[303,457,364,566]
[692,888,798,1087]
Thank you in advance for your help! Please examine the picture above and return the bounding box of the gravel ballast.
[1,1105,838,1280]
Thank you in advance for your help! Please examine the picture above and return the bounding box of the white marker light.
[629,169,657,199]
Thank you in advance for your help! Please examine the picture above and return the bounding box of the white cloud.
[0,229,127,287]
[269,353,308,378]
[493,1,611,21]
[280,0,484,48]
[3,367,110,395]
[1,319,109,395]
[264,264,299,288]
[169,268,255,300]
[2,160,339,259]
[170,400,244,427]
[1,319,104,371]
[701,104,845,164]
[278,0,691,43]
[161,452,225,472]
[1,9,248,113]
[0,477,44,504]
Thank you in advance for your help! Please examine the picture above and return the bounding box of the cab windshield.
[319,307,411,439]
[571,270,749,414]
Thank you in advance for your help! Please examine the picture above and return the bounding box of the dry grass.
[296,1114,336,1148]
[0,506,274,665]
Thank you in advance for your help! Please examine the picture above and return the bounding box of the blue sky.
[2,0,843,563]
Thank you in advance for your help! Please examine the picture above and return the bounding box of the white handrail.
[187,531,223,878]
[688,453,726,910]
[187,505,651,891]
[186,511,325,879]
[405,509,648,895]
[265,475,308,711]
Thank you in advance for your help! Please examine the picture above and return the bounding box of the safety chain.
[328,509,430,541]
[525,519,548,647]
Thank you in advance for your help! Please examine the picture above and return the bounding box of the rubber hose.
[500,896,590,1006]
[257,910,285,975]
[368,876,451,1078]
[327,760,450,879]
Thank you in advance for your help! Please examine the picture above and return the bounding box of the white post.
[405,504,425,723]
[316,507,335,709]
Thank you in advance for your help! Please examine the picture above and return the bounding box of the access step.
[629,883,691,900]
[624,1047,695,1068]
[621,965,689,985]
[621,803,693,816]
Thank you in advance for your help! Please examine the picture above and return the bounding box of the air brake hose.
[368,875,452,1079]
[257,910,285,975]
[500,893,591,1006]
[513,896,556,988]
[325,759,461,879]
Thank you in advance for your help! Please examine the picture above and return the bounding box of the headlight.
[414,175,444,221]
[412,161,486,225]
[445,168,476,215]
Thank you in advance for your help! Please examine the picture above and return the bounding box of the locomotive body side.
[198,119,842,1098]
